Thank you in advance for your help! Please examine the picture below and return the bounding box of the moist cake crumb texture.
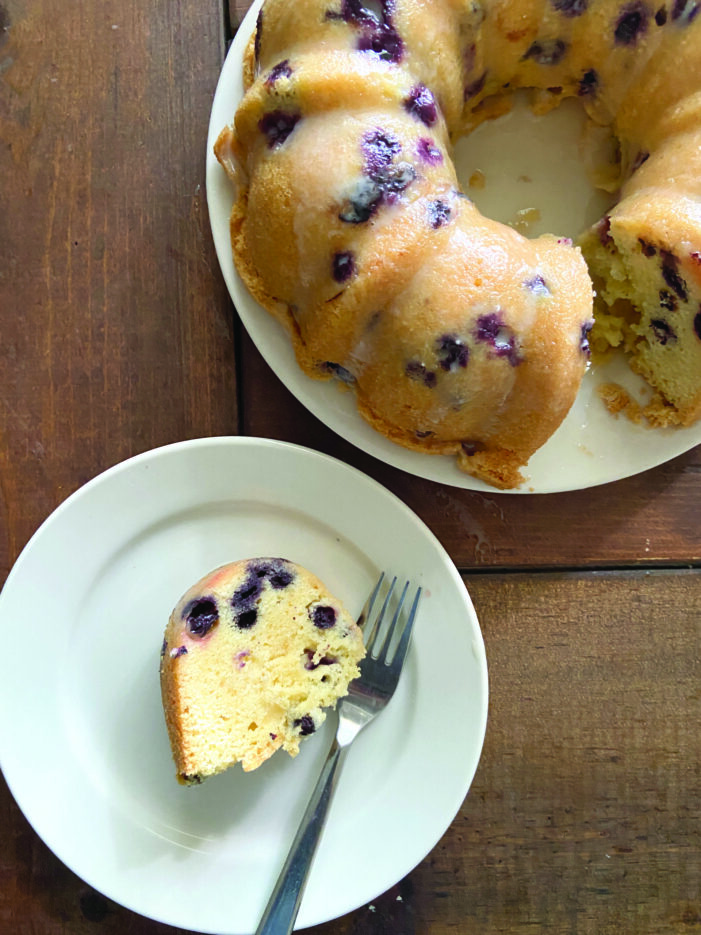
[160,558,365,782]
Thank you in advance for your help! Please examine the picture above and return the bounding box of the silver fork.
[255,573,422,935]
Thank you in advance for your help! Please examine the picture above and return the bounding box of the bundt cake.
[160,557,365,783]
[214,0,701,488]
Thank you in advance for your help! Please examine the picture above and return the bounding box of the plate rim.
[0,435,489,933]
[205,8,701,495]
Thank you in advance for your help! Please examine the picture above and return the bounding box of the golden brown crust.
[243,31,257,91]
[159,651,198,782]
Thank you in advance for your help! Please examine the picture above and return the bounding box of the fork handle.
[255,736,346,935]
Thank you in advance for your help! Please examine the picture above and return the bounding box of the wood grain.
[228,0,256,32]
[2,570,699,933]
[2,1,701,934]
[0,0,238,579]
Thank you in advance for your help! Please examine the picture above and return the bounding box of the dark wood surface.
[1,1,700,933]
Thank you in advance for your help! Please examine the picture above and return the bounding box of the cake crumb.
[598,382,686,427]
[641,395,686,427]
[598,382,644,422]
[509,207,541,233]
[468,169,486,189]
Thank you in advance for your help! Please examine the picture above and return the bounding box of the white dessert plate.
[0,437,488,934]
[206,1,701,494]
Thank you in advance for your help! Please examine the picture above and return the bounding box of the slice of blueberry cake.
[160,558,365,783]
[580,184,701,426]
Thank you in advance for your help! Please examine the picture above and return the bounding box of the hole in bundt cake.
[454,92,615,240]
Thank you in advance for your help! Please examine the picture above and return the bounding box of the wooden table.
[1,1,700,932]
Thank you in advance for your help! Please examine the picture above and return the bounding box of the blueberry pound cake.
[214,0,701,487]
[160,558,365,783]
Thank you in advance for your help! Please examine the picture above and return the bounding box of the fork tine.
[364,575,396,654]
[386,585,422,672]
[356,571,385,632]
[376,579,410,664]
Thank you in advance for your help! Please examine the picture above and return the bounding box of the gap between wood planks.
[225,0,252,39]
[462,563,701,576]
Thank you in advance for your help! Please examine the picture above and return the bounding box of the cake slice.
[160,558,365,783]
[579,142,701,427]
